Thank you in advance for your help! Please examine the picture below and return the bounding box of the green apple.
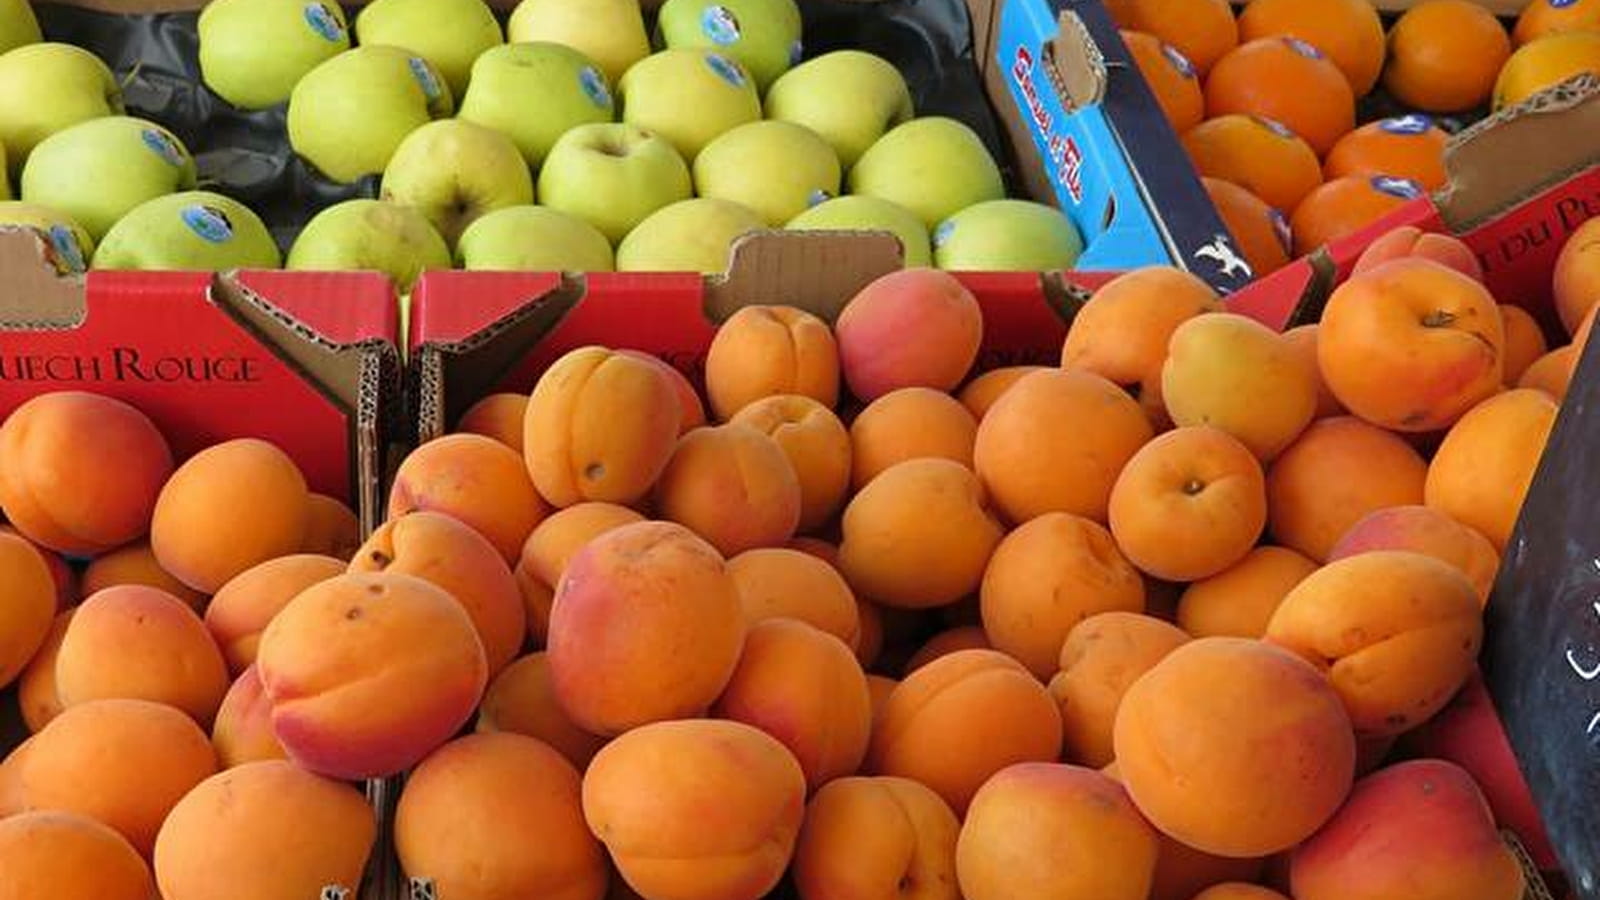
[287,45,453,183]
[932,200,1082,271]
[355,0,502,101]
[92,191,281,271]
[656,0,801,92]
[615,197,764,273]
[537,122,691,244]
[0,0,40,55]
[459,42,614,168]
[786,195,931,267]
[849,116,1004,229]
[506,0,649,87]
[694,120,839,227]
[0,201,95,273]
[456,205,614,272]
[379,118,533,245]
[198,0,350,110]
[286,199,449,291]
[619,49,760,163]
[21,116,197,240]
[0,43,123,174]
[766,50,912,170]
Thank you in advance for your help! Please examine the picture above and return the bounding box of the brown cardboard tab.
[1039,270,1090,324]
[1437,74,1600,231]
[704,230,904,324]
[0,228,86,328]
[1049,10,1107,110]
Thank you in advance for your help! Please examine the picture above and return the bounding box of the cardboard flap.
[1437,74,1600,232]
[704,231,903,324]
[1049,9,1107,110]
[0,228,88,327]
[1039,269,1090,323]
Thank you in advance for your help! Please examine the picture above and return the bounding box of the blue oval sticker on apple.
[790,39,804,65]
[407,56,444,103]
[579,65,611,109]
[701,5,741,45]
[705,53,747,89]
[302,1,346,42]
[933,220,956,248]
[140,128,186,168]
[47,225,87,274]
[181,205,234,244]
[807,188,832,208]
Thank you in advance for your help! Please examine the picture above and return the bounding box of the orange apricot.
[731,394,852,532]
[729,547,860,647]
[957,365,1050,420]
[81,541,209,613]
[0,811,154,900]
[1163,312,1317,460]
[1061,266,1222,386]
[210,666,287,769]
[1329,505,1500,606]
[850,387,977,490]
[793,776,961,900]
[706,305,840,419]
[0,530,56,691]
[1425,389,1558,549]
[204,553,346,675]
[1048,612,1190,768]
[1176,546,1319,639]
[836,268,984,401]
[654,423,803,556]
[391,432,550,562]
[301,492,362,560]
[477,651,608,770]
[457,391,530,450]
[17,609,72,732]
[1266,417,1428,561]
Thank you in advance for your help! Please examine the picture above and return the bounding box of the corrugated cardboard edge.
[1503,830,1559,900]
[0,228,88,327]
[706,230,904,324]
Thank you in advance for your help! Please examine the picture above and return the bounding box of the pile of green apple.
[0,0,1085,283]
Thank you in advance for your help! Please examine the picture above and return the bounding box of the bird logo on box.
[1195,235,1253,280]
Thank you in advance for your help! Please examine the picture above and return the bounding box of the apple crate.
[1223,75,1600,900]
[0,228,405,900]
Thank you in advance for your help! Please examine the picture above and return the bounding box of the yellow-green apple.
[786,194,932,267]
[21,116,197,240]
[379,118,533,245]
[619,49,760,163]
[286,199,450,291]
[506,0,649,86]
[456,205,614,272]
[694,120,839,227]
[198,0,350,109]
[933,200,1081,271]
[459,42,614,168]
[355,0,502,100]
[0,200,95,273]
[537,121,691,244]
[92,191,281,271]
[849,117,1004,229]
[0,43,123,173]
[288,45,453,183]
[0,0,40,55]
[766,50,912,169]
[615,197,764,273]
[656,0,802,91]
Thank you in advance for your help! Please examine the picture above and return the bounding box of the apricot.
[516,501,647,643]
[836,268,983,401]
[1109,426,1267,582]
[1318,259,1505,432]
[729,547,860,646]
[958,365,1050,420]
[655,424,802,556]
[1349,226,1484,282]
[850,388,977,490]
[838,459,1004,609]
[17,609,72,732]
[397,732,608,900]
[54,585,228,725]
[1267,551,1483,737]
[1289,760,1524,900]
[980,513,1146,679]
[152,438,311,593]
[1192,886,1289,900]
[582,719,807,900]
[392,432,550,562]
[974,369,1154,524]
[0,811,154,900]
[81,541,208,612]
[956,763,1159,900]
[1061,266,1223,386]
[1554,215,1600,333]
[706,305,840,419]
[18,698,218,856]
[153,760,376,900]
[301,492,362,560]
[793,775,961,900]
[713,619,874,790]
[869,649,1063,813]
[731,394,852,532]
[1114,638,1357,858]
[1329,505,1500,605]
[904,626,991,674]
[1162,313,1316,460]
[350,511,526,676]
[477,651,608,769]
[1282,325,1345,419]
[1425,388,1558,550]
[0,530,56,690]
[256,571,489,779]
[618,349,707,434]
[1176,546,1318,639]
[1266,416,1428,561]
[547,521,745,736]
[1518,344,1576,401]
[0,526,76,612]
[0,392,173,555]
[1048,612,1190,768]
[211,666,286,769]
[1498,304,1549,386]
[204,553,346,674]
[524,347,682,509]
[458,391,530,450]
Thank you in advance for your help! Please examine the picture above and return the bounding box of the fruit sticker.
[1251,115,1296,140]
[705,53,748,89]
[700,5,741,46]
[1161,43,1197,80]
[301,1,345,42]
[181,205,235,244]
[1268,207,1292,254]
[1283,36,1325,60]
[46,225,87,275]
[140,128,187,168]
[578,66,611,109]
[790,39,804,65]
[1370,175,1424,200]
[1552,0,1579,7]
[807,188,832,208]
[1380,114,1434,135]
[407,56,444,103]
[933,219,956,249]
